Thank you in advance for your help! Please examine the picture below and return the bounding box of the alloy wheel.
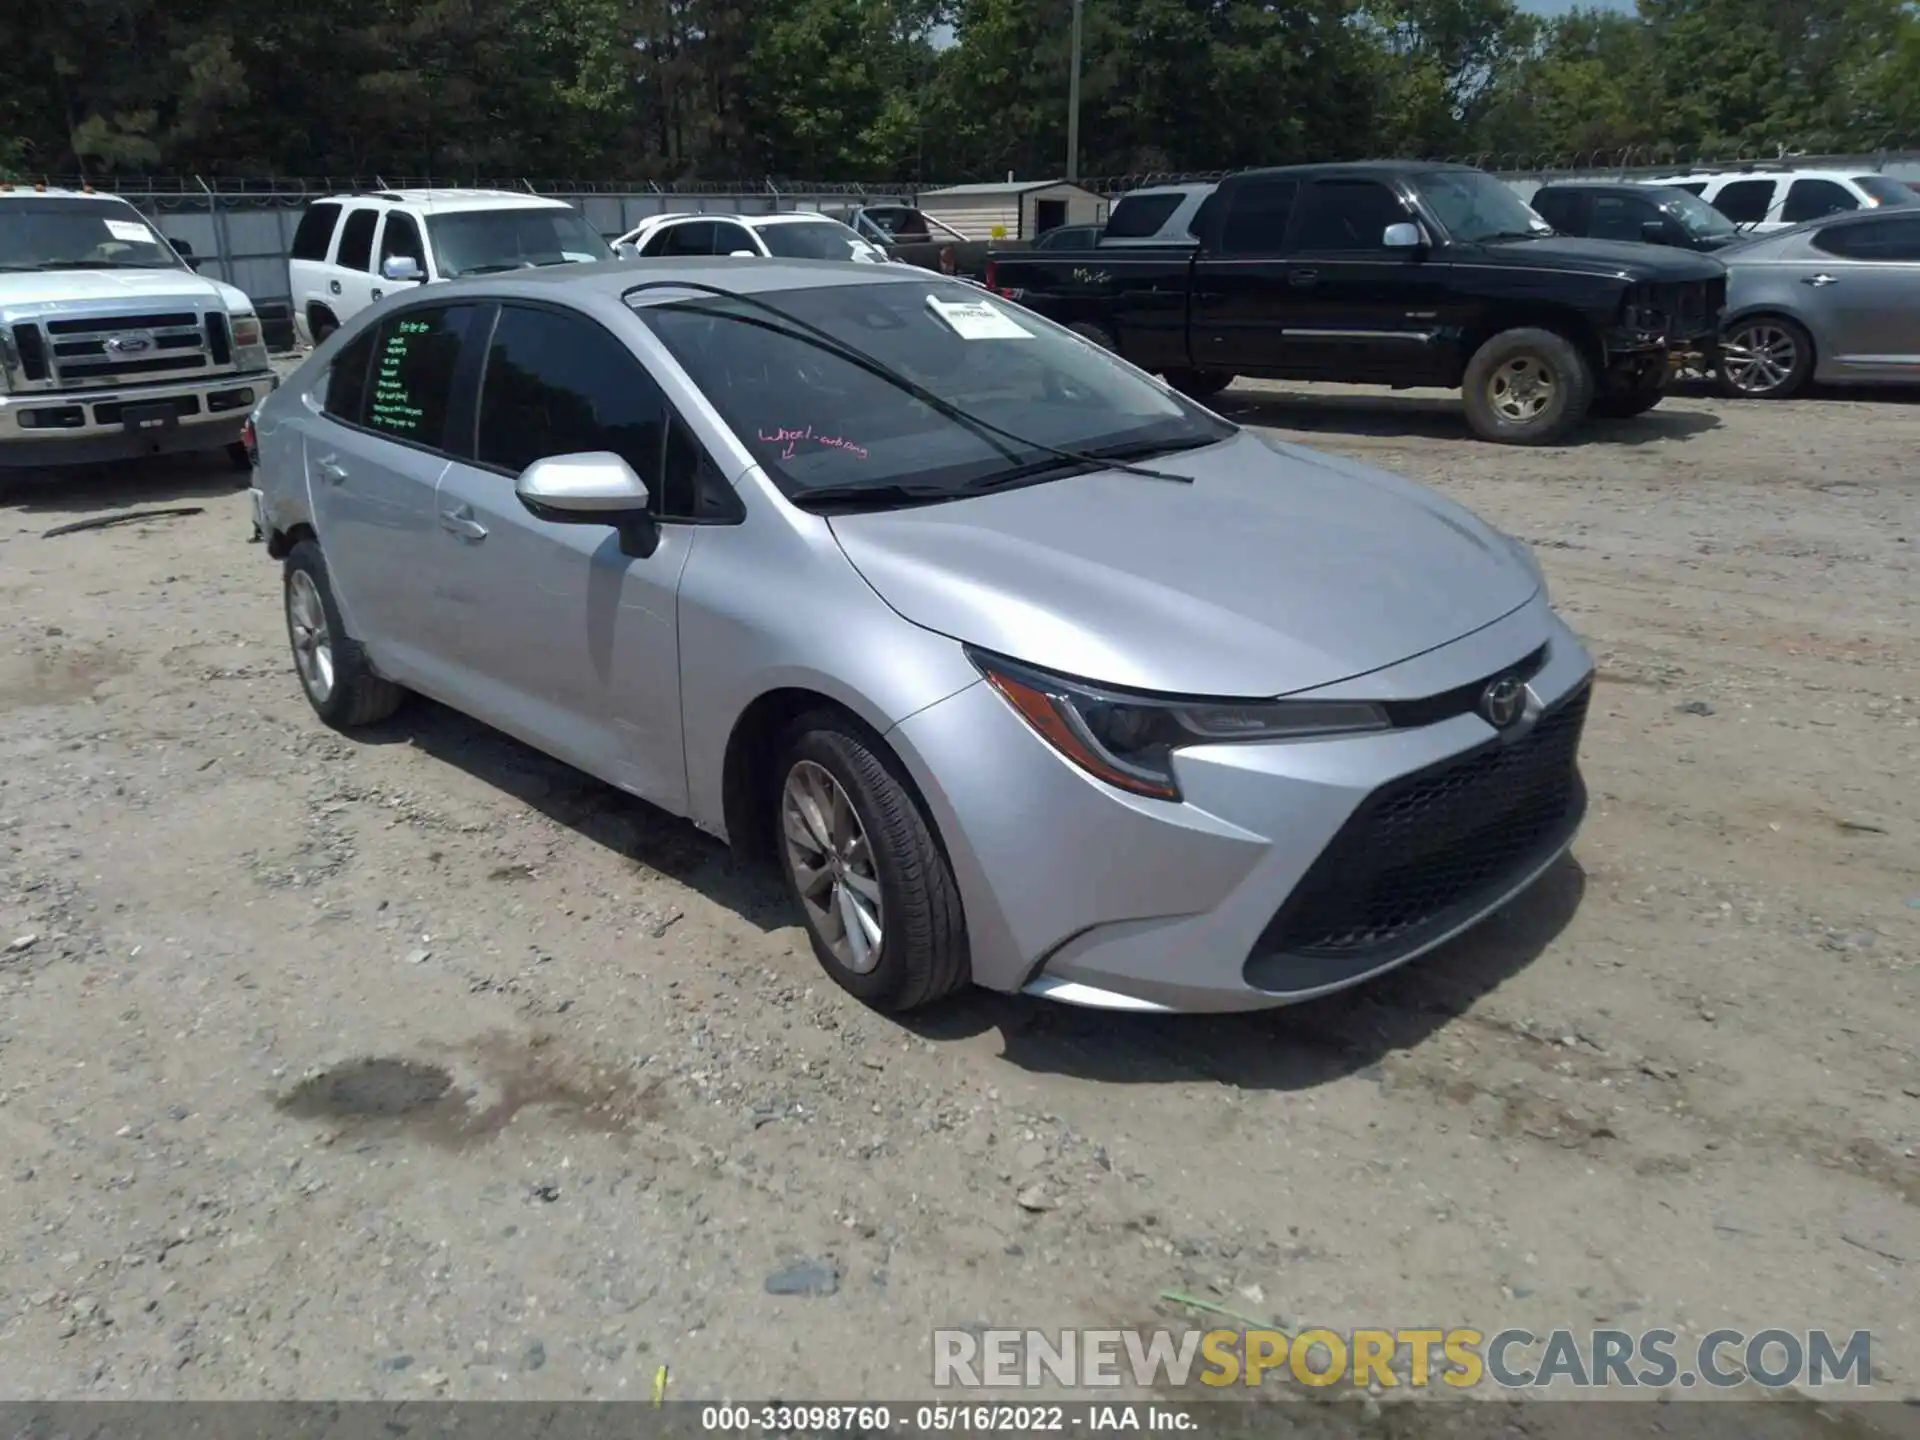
[1720,323,1798,396]
[1489,355,1555,423]
[287,569,335,703]
[781,759,884,975]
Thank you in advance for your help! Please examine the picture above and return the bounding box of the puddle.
[273,1033,665,1149]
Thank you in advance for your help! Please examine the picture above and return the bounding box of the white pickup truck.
[0,184,278,471]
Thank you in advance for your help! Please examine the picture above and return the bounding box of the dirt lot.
[0,375,1913,1411]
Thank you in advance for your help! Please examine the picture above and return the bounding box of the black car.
[1529,182,1742,253]
[984,161,1728,445]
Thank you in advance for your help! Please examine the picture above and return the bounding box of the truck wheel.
[1462,328,1593,445]
[1164,368,1235,401]
[284,539,406,729]
[1715,316,1812,399]
[308,307,339,346]
[224,441,253,473]
[1068,322,1118,353]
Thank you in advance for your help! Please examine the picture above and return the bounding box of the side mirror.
[380,255,424,283]
[517,452,650,519]
[1640,220,1670,245]
[169,237,194,257]
[614,241,639,260]
[1382,222,1426,250]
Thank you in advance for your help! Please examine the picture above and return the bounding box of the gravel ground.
[0,371,1914,1413]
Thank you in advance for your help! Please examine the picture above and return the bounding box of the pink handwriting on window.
[757,424,868,461]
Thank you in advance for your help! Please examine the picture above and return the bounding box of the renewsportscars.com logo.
[932,1328,1875,1391]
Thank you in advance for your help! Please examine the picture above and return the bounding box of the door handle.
[1288,269,1320,287]
[439,506,488,541]
[1802,273,1838,287]
[315,456,348,483]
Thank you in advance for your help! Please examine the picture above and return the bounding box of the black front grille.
[1254,683,1590,962]
[14,323,50,381]
[46,311,198,334]
[205,311,232,365]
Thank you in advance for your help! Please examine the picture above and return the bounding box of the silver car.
[1716,207,1920,398]
[249,259,1594,1014]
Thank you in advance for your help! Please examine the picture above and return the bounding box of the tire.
[1163,368,1235,401]
[1716,315,1813,400]
[1068,321,1118,353]
[773,711,970,1012]
[224,440,253,474]
[1461,327,1595,445]
[309,307,339,346]
[283,539,405,729]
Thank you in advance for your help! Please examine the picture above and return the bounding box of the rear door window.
[1104,193,1184,239]
[1217,179,1299,254]
[322,328,376,424]
[362,305,476,449]
[1527,190,1585,232]
[335,207,379,271]
[291,203,342,263]
[1781,179,1858,223]
[1711,180,1776,224]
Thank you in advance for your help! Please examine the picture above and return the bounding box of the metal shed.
[916,180,1110,241]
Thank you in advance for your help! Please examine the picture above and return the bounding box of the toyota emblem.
[104,332,156,356]
[1479,675,1526,729]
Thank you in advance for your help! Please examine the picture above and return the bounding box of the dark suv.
[1529,183,1741,253]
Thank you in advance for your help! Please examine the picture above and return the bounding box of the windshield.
[633,279,1236,503]
[1414,171,1553,243]
[1854,175,1920,208]
[1658,187,1738,238]
[424,207,611,277]
[0,198,186,271]
[754,219,888,263]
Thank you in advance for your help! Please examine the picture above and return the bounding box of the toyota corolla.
[249,258,1592,1013]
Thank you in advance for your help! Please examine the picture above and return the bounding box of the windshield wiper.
[452,262,534,276]
[790,482,959,511]
[965,436,1219,493]
[624,278,1201,484]
[1476,229,1550,243]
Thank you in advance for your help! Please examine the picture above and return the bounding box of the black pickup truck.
[983,161,1729,445]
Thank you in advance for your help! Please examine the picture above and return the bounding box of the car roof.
[1535,181,1695,195]
[412,256,955,308]
[1642,169,1876,184]
[1117,183,1216,199]
[0,185,136,202]
[315,188,573,215]
[1230,160,1480,183]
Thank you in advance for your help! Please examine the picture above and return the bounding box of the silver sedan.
[1716,207,1920,398]
[249,258,1593,1014]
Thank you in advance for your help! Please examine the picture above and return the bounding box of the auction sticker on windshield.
[105,219,154,243]
[926,295,1033,340]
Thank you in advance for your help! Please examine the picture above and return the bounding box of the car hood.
[0,267,248,321]
[1471,235,1728,281]
[826,431,1539,697]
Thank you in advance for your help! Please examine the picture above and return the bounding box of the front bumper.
[889,595,1594,1013]
[0,370,278,468]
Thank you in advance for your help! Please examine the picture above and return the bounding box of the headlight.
[231,313,264,349]
[969,649,1388,802]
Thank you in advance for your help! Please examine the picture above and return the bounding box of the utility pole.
[1066,0,1083,180]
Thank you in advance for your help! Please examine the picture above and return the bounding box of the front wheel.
[1461,328,1594,445]
[774,714,969,1012]
[1716,316,1813,399]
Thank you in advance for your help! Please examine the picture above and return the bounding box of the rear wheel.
[1163,368,1235,401]
[283,540,405,729]
[1068,321,1118,353]
[308,306,339,346]
[774,712,970,1012]
[1716,315,1813,399]
[1461,327,1594,445]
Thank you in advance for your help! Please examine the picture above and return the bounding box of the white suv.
[288,189,611,345]
[1640,168,1919,233]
